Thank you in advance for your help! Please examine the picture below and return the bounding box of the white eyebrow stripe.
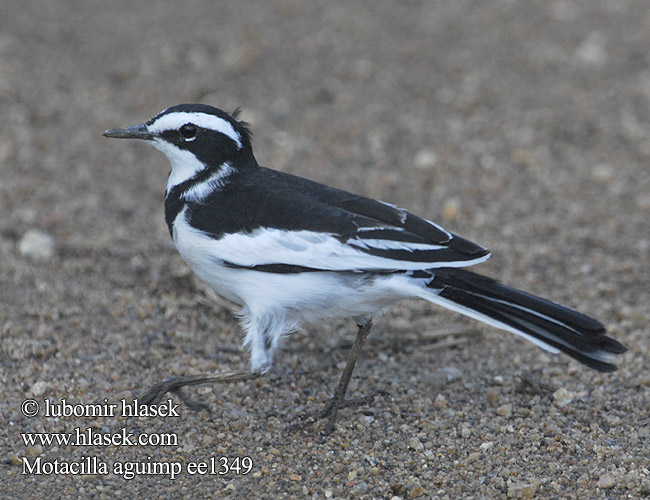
[148,112,242,149]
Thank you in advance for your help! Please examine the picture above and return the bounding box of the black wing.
[185,166,490,271]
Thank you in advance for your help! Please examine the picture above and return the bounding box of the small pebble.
[18,229,55,260]
[433,394,448,408]
[26,445,42,457]
[553,387,575,407]
[30,381,48,397]
[409,484,425,498]
[354,482,369,494]
[487,387,500,404]
[408,437,424,451]
[414,149,437,169]
[496,403,512,417]
[507,481,537,499]
[591,163,615,182]
[428,366,463,385]
[597,472,616,489]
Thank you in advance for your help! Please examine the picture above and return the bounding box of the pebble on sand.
[18,229,55,260]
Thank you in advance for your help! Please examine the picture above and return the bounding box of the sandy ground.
[1,1,649,498]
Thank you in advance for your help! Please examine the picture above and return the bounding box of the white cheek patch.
[152,139,207,192]
[148,112,242,149]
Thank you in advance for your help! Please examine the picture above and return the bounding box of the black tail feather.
[425,268,626,372]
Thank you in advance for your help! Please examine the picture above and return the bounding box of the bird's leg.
[324,317,373,430]
[138,371,261,411]
[290,316,389,435]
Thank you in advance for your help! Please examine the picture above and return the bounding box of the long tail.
[419,268,626,372]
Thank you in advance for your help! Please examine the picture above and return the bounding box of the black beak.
[103,123,155,140]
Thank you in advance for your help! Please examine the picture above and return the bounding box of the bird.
[104,103,626,433]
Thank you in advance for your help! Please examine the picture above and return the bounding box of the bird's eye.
[179,123,198,140]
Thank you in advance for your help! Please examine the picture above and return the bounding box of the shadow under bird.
[104,103,626,433]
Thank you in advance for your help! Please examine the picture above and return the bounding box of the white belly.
[171,207,419,323]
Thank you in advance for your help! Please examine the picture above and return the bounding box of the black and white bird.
[104,103,625,431]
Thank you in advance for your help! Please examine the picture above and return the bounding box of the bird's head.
[103,104,254,192]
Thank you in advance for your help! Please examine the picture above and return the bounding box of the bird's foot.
[287,388,389,435]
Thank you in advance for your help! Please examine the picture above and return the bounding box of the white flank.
[175,223,490,272]
[148,111,242,148]
[171,209,429,371]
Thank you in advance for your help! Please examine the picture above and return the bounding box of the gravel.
[2,1,649,498]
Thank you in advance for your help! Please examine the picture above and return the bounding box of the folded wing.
[187,167,490,272]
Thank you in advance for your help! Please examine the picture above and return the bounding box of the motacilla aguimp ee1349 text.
[104,104,626,433]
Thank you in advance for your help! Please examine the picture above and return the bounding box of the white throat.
[152,139,206,193]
